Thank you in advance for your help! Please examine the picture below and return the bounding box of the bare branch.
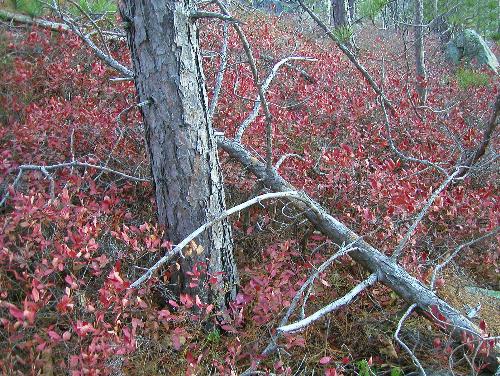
[0,9,69,31]
[380,97,448,175]
[278,273,377,333]
[274,153,304,171]
[295,0,394,111]
[47,2,133,77]
[218,136,494,359]
[208,21,229,119]
[260,53,316,84]
[430,228,500,290]
[1,161,150,207]
[190,11,240,23]
[234,55,317,142]
[391,168,460,261]
[455,93,500,179]
[66,0,112,57]
[394,304,427,376]
[241,243,357,375]
[129,191,300,288]
[214,0,274,172]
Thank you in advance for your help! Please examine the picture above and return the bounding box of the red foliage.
[0,11,498,374]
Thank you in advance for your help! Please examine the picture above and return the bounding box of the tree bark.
[414,0,427,104]
[119,0,238,307]
[331,0,354,26]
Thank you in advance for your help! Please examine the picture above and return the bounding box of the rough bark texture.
[414,0,427,104]
[218,136,498,369]
[120,0,237,307]
[331,0,354,26]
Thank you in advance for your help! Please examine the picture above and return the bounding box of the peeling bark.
[120,0,237,307]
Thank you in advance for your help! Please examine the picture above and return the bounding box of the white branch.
[129,191,300,288]
[394,304,427,376]
[430,227,499,290]
[208,21,229,120]
[1,161,150,206]
[391,168,460,261]
[277,273,377,333]
[234,56,316,142]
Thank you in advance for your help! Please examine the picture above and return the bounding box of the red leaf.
[325,368,338,376]
[319,356,331,365]
[8,305,24,321]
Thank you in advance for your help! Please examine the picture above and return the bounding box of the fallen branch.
[234,55,317,142]
[455,93,500,179]
[1,161,150,207]
[0,9,69,31]
[260,53,316,84]
[394,304,427,376]
[217,135,497,367]
[278,273,377,333]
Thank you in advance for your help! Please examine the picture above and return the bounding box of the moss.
[455,67,490,89]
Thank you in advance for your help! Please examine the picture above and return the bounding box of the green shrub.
[333,25,353,44]
[455,68,490,89]
[358,0,389,21]
[10,0,44,17]
[74,0,117,15]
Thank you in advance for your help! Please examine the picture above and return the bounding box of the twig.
[394,304,427,376]
[234,55,317,142]
[1,161,149,207]
[277,273,377,333]
[274,153,304,171]
[208,21,229,119]
[380,97,448,176]
[296,0,394,111]
[391,168,460,261]
[241,243,357,376]
[190,11,240,23]
[430,228,500,290]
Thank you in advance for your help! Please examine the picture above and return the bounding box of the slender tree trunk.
[331,0,351,26]
[414,0,427,104]
[119,0,238,308]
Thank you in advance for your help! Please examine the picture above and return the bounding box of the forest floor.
[0,6,499,376]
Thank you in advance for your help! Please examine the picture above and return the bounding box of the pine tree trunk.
[119,0,238,308]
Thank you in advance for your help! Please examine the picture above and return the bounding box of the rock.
[446,29,499,73]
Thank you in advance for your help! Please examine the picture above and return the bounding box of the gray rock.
[446,29,499,73]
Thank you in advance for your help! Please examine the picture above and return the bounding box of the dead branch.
[391,169,460,261]
[217,135,497,367]
[278,273,377,333]
[190,11,240,23]
[430,228,500,291]
[295,0,394,111]
[0,161,150,207]
[0,9,69,31]
[260,53,316,84]
[455,93,500,179]
[214,0,274,172]
[234,55,317,142]
[394,304,427,376]
[208,21,229,119]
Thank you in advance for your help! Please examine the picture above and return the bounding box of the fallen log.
[217,135,499,370]
[0,9,69,31]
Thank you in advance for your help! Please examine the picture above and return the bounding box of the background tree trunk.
[120,0,238,308]
[331,0,354,26]
[414,0,427,104]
